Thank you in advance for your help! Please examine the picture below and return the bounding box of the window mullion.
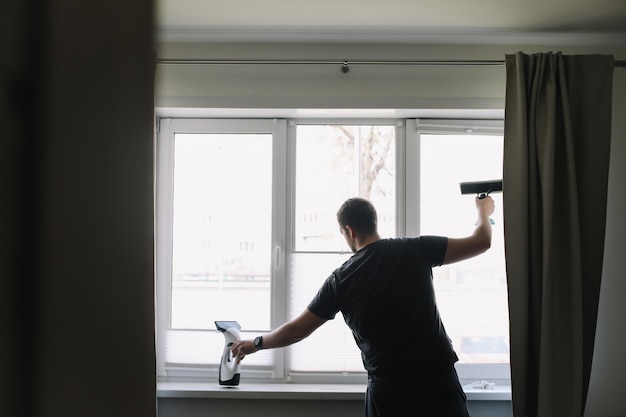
[404,119,419,236]
[271,119,288,379]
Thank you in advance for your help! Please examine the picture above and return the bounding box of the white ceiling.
[156,0,626,44]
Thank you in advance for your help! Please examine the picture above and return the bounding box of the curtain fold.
[503,52,614,417]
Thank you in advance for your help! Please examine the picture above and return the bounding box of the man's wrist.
[253,336,264,350]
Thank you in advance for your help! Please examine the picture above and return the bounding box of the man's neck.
[355,233,381,251]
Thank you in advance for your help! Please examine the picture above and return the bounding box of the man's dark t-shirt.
[307,236,458,382]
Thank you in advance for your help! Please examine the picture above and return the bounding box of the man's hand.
[476,195,495,221]
[230,340,257,363]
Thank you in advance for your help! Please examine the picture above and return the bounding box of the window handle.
[274,242,283,269]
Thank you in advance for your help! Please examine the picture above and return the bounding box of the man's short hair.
[337,197,378,236]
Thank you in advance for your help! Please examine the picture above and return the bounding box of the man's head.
[337,198,378,252]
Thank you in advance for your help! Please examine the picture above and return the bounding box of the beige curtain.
[503,52,614,417]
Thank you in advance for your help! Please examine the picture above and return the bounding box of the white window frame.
[413,118,510,385]
[155,118,288,380]
[155,115,510,385]
[284,118,403,384]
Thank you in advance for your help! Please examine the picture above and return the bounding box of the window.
[289,121,399,376]
[419,126,507,366]
[170,133,273,331]
[293,123,396,252]
[155,119,285,375]
[156,116,509,383]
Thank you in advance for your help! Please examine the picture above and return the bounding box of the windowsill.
[157,381,511,401]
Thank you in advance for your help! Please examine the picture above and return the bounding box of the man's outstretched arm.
[443,196,495,265]
[230,309,327,362]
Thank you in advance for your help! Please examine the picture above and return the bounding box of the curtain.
[3,0,157,416]
[503,52,614,417]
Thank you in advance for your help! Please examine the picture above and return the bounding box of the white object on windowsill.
[464,380,496,390]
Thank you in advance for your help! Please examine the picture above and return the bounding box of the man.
[231,196,495,416]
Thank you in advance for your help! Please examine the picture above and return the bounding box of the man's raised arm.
[443,196,495,265]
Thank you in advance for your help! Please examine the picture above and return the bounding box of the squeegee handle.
[477,193,495,224]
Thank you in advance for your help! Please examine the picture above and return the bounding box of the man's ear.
[344,225,355,239]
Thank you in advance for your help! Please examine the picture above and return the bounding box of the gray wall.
[585,64,626,416]
[155,41,626,417]
[158,398,513,417]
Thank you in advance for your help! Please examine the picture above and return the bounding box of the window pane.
[294,124,396,252]
[171,133,272,330]
[420,134,509,364]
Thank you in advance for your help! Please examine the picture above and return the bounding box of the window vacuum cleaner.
[215,321,242,386]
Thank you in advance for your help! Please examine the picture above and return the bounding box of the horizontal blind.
[416,119,503,135]
[287,252,365,373]
[164,330,273,367]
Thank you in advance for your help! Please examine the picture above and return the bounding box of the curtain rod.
[157,58,626,69]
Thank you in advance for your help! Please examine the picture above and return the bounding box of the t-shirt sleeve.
[418,235,448,267]
[307,274,340,320]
